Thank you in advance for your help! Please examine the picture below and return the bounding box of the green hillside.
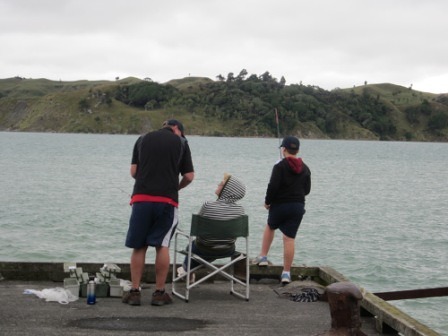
[0,74,447,141]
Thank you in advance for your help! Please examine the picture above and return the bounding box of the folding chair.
[172,214,249,302]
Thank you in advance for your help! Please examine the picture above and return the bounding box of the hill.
[0,74,447,141]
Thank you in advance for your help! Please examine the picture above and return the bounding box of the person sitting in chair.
[177,173,246,282]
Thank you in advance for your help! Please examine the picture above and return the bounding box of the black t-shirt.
[131,128,194,203]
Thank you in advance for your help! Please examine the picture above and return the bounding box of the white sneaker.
[281,273,291,284]
[177,266,195,284]
[253,256,270,266]
[177,266,186,277]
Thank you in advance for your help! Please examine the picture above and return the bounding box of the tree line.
[111,70,448,139]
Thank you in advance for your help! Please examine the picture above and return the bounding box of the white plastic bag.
[24,287,78,304]
[119,279,132,292]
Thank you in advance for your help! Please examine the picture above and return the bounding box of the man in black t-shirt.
[123,119,194,306]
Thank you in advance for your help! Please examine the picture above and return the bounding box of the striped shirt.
[195,175,246,253]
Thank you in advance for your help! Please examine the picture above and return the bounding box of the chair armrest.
[175,230,191,239]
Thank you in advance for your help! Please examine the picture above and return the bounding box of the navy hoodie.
[265,157,311,205]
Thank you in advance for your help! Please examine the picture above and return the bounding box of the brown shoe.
[122,289,141,306]
[151,290,173,306]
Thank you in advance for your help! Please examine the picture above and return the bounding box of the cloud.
[1,0,447,93]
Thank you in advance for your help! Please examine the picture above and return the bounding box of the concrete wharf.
[0,262,440,336]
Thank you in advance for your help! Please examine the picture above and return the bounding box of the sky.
[1,0,447,94]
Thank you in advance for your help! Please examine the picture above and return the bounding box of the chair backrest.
[190,214,249,238]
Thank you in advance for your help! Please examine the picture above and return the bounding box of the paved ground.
[0,280,381,336]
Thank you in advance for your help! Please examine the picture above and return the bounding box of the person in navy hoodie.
[254,136,311,285]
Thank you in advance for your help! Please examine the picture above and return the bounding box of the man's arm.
[130,164,137,179]
[130,136,142,179]
[179,172,194,190]
[264,164,280,206]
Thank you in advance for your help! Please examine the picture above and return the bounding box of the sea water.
[0,132,447,334]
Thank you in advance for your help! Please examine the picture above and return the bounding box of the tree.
[420,99,432,115]
[260,71,273,82]
[236,69,248,81]
[325,111,340,134]
[116,82,178,108]
[428,112,448,130]
[279,76,286,87]
[405,106,419,124]
[78,98,90,112]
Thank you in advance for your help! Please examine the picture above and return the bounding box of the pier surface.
[0,262,439,336]
[0,279,388,336]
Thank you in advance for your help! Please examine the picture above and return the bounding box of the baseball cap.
[164,119,185,137]
[280,136,300,150]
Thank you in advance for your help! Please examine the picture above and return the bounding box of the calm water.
[0,132,447,334]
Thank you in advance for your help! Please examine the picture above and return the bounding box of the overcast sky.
[1,0,447,94]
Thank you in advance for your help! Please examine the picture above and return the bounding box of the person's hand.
[264,203,270,210]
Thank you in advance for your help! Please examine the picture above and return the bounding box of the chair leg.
[174,247,250,302]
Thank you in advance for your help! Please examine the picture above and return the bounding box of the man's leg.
[151,246,173,306]
[260,224,275,256]
[130,246,148,289]
[155,246,170,291]
[282,235,295,272]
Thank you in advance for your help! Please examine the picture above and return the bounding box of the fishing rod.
[275,108,282,159]
[115,187,131,198]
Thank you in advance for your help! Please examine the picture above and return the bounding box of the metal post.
[326,281,363,335]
